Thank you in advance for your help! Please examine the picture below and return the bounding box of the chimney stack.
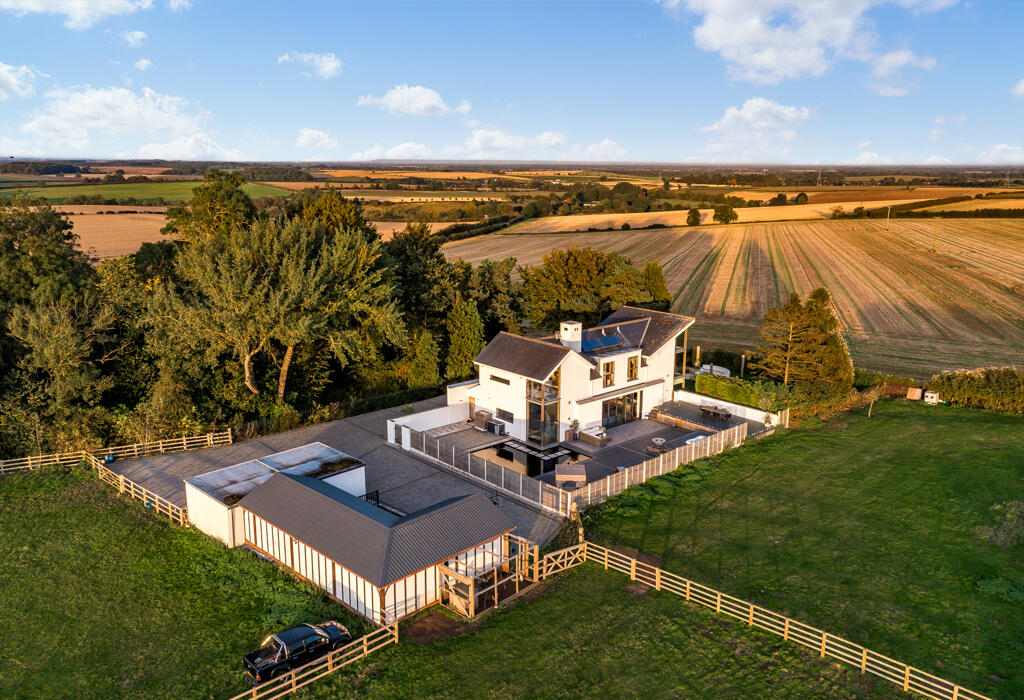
[559,321,582,351]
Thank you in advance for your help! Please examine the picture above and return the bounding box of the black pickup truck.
[243,621,352,685]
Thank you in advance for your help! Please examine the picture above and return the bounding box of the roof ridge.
[619,305,695,320]
[509,332,571,351]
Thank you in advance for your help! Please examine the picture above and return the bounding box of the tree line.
[0,171,672,457]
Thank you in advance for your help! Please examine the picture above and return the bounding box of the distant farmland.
[445,219,1024,377]
[0,181,288,204]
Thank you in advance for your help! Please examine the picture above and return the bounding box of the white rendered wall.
[467,366,530,441]
[672,389,777,425]
[184,481,235,546]
[383,566,439,621]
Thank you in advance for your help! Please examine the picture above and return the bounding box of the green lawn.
[0,467,371,698]
[0,181,288,204]
[2,466,909,699]
[586,401,1024,699]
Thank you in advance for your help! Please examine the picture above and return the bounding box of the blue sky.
[1,0,1022,164]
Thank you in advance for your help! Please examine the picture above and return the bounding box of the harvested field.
[372,221,472,241]
[70,214,167,257]
[446,219,1024,376]
[54,205,167,214]
[313,169,530,181]
[0,181,288,204]
[505,200,926,233]
[923,198,1024,211]
[724,186,1009,204]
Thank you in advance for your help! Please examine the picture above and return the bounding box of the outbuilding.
[238,473,517,624]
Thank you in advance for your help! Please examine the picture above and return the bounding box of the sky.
[1,0,1022,164]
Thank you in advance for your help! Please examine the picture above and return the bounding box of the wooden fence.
[564,542,991,700]
[0,430,233,475]
[0,430,232,526]
[227,623,399,700]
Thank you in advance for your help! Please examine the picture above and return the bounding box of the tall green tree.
[293,189,379,243]
[445,298,485,381]
[519,246,652,331]
[162,169,257,243]
[713,204,738,224]
[385,222,468,330]
[686,208,701,226]
[750,294,823,385]
[805,287,854,393]
[639,262,673,311]
[468,257,521,336]
[406,330,441,389]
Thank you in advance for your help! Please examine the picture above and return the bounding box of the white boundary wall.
[672,389,779,426]
[387,403,471,449]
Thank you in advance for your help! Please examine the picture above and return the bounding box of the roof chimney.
[559,321,582,351]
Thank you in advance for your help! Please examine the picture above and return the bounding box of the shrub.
[694,374,760,408]
[853,369,920,390]
[927,366,1024,413]
[621,222,631,230]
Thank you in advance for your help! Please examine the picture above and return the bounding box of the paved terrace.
[656,399,764,433]
[550,419,712,484]
[106,396,562,545]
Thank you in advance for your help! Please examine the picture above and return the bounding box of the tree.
[407,330,440,389]
[519,246,652,331]
[768,193,788,206]
[445,298,484,380]
[713,204,738,224]
[468,257,521,336]
[639,262,672,311]
[805,287,854,393]
[686,208,701,226]
[750,294,823,386]
[293,189,379,243]
[621,222,631,230]
[385,222,468,330]
[795,192,809,205]
[162,169,257,243]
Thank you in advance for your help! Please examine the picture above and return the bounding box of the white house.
[447,306,694,473]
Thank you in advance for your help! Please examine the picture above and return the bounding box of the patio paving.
[656,399,763,433]
[104,395,562,545]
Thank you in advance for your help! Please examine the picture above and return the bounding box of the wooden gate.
[438,535,538,620]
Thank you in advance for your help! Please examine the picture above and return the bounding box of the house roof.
[474,331,570,382]
[239,474,514,587]
[596,306,694,356]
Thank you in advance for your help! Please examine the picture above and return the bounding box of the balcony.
[526,381,558,403]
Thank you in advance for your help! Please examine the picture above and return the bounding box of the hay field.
[505,199,926,233]
[725,186,1004,204]
[313,169,530,181]
[371,221,470,241]
[70,214,167,258]
[0,181,288,204]
[446,219,1024,376]
[922,198,1024,211]
[54,205,168,214]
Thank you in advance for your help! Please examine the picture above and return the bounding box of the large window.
[602,361,614,388]
[496,408,513,422]
[627,356,639,381]
[601,392,640,428]
[527,369,559,447]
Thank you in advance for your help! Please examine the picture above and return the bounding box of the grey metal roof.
[474,332,570,382]
[576,378,663,405]
[596,306,694,356]
[239,474,514,587]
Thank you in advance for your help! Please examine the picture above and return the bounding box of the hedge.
[927,367,1024,413]
[694,374,760,408]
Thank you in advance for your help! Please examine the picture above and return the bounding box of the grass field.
[1,468,908,699]
[0,467,371,698]
[586,401,1024,700]
[445,219,1024,376]
[0,181,289,204]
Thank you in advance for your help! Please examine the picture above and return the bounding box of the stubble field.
[446,219,1024,376]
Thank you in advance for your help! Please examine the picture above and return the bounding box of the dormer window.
[628,356,639,381]
[602,361,614,388]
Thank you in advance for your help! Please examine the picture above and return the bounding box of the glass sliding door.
[601,392,640,428]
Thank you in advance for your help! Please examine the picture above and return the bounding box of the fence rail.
[0,430,233,475]
[0,430,232,525]
[577,542,991,700]
[228,624,399,700]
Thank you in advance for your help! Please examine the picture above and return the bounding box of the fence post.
[716,591,722,613]
[783,618,790,640]
[629,558,636,581]
[860,648,867,673]
[820,632,827,658]
[902,666,910,692]
[748,603,754,626]
[655,568,662,591]
[685,580,691,602]
[118,474,125,494]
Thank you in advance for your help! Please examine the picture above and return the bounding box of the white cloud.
[121,29,146,46]
[133,58,152,71]
[348,142,432,160]
[933,114,967,124]
[444,128,565,158]
[137,132,241,160]
[0,60,41,100]
[928,128,943,142]
[924,155,952,164]
[295,128,337,150]
[357,84,470,116]
[1012,78,1024,98]
[583,139,627,160]
[976,144,1024,164]
[0,0,153,29]
[698,97,811,161]
[168,0,191,9]
[857,139,872,149]
[844,150,894,164]
[21,85,202,151]
[277,51,341,79]
[867,48,934,95]
[664,1,945,91]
